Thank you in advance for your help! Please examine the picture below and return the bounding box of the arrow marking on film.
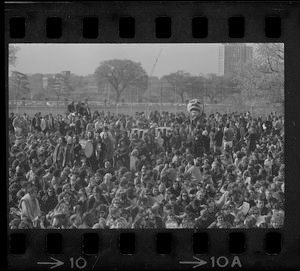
[180,256,208,268]
[37,257,64,269]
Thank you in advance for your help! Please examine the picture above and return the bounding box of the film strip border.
[5,2,296,42]
[8,14,282,40]
[5,1,300,270]
[8,230,286,270]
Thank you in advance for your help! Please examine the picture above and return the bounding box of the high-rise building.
[218,44,253,76]
[218,46,225,76]
[42,76,48,89]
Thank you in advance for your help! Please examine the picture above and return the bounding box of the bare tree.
[233,43,284,105]
[202,73,225,104]
[9,45,20,67]
[163,71,192,103]
[9,71,30,100]
[94,59,148,102]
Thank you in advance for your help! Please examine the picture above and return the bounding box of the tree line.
[8,44,284,105]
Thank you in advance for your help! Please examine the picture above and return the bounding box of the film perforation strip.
[193,232,209,254]
[119,232,135,255]
[47,233,63,254]
[9,15,283,40]
[156,232,172,254]
[192,17,208,39]
[9,17,25,39]
[9,231,282,256]
[155,17,172,39]
[228,17,245,39]
[265,232,282,255]
[83,233,99,255]
[82,17,99,39]
[265,17,281,38]
[228,232,245,254]
[46,17,63,39]
[119,17,135,39]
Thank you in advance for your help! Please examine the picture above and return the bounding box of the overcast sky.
[10,43,223,78]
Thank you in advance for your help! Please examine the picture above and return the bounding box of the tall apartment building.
[42,76,48,89]
[218,44,253,76]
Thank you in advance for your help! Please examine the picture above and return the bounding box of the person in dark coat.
[40,187,58,214]
[75,117,82,135]
[95,135,107,169]
[53,136,67,169]
[246,127,259,155]
[193,127,204,158]
[213,125,223,152]
[86,132,97,172]
[68,101,75,113]
[73,136,82,163]
[87,186,109,211]
[202,130,210,154]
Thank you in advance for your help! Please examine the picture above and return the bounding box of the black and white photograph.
[8,43,284,229]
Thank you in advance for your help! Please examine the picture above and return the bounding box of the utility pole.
[160,81,163,114]
[148,48,163,103]
[107,84,110,102]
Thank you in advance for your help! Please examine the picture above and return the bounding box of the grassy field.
[8,103,284,118]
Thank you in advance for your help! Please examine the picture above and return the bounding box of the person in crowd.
[19,186,41,221]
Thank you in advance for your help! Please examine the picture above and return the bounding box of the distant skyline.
[10,43,225,78]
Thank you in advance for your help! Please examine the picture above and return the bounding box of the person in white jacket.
[19,186,41,221]
[40,116,46,132]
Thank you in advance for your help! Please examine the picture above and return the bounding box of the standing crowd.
[8,101,285,229]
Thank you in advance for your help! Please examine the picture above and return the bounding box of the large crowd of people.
[8,101,285,229]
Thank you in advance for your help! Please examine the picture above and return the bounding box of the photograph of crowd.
[8,43,284,229]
